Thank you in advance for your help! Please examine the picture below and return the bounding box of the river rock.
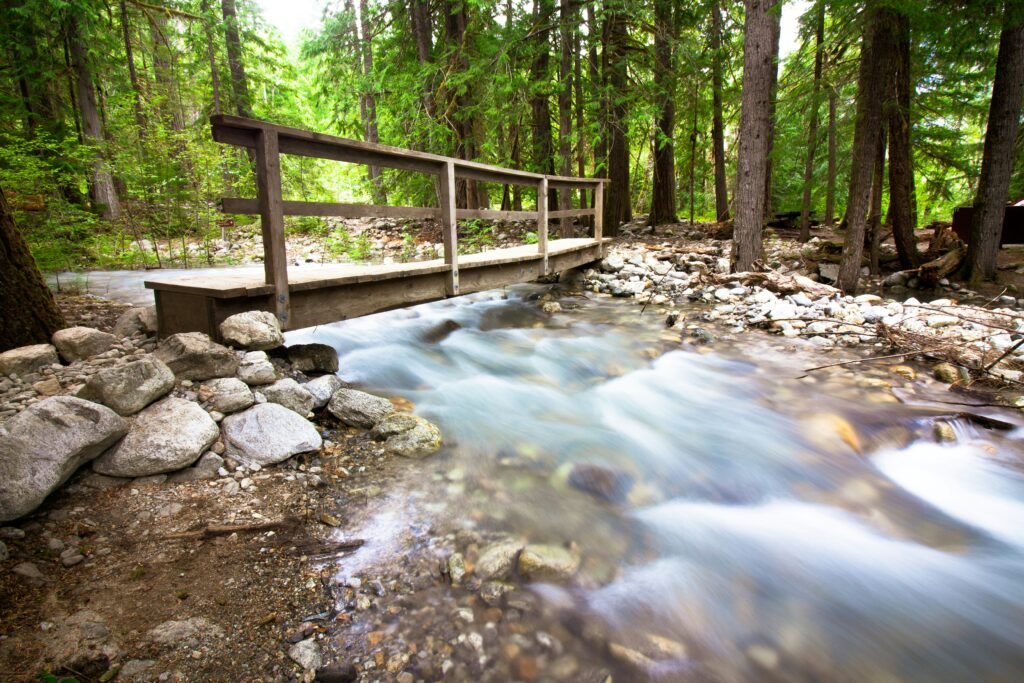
[0,343,59,377]
[328,388,394,428]
[237,350,276,385]
[78,357,174,415]
[517,544,580,582]
[0,396,128,521]
[476,540,525,580]
[288,638,323,671]
[304,374,343,409]
[148,617,224,647]
[198,377,254,414]
[288,343,339,374]
[567,463,633,503]
[112,306,158,338]
[262,378,315,415]
[167,452,225,483]
[370,412,442,457]
[220,403,322,466]
[153,332,239,380]
[933,362,961,384]
[51,326,118,363]
[0,540,7,562]
[92,398,219,477]
[219,311,284,351]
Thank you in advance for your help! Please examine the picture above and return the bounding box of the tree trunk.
[733,0,778,271]
[531,0,557,212]
[869,125,887,276]
[574,25,587,212]
[67,13,121,220]
[443,0,483,208]
[409,0,435,121]
[221,0,252,117]
[150,10,183,131]
[201,0,223,115]
[358,0,386,203]
[799,1,825,242]
[837,4,892,293]
[965,2,1024,282]
[119,0,147,136]
[825,87,837,226]
[763,4,782,220]
[887,11,920,268]
[558,0,574,236]
[603,3,630,233]
[710,0,730,222]
[689,97,697,225]
[0,185,65,352]
[649,0,677,226]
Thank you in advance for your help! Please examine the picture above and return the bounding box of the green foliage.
[459,218,496,252]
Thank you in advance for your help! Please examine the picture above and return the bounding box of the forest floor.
[4,222,1024,683]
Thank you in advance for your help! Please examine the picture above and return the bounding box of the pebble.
[13,561,43,580]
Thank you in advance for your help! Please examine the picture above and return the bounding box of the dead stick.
[983,337,1024,372]
[163,519,298,541]
[797,350,927,377]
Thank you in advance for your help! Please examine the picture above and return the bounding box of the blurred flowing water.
[88,270,1024,680]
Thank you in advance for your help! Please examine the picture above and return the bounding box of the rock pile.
[0,308,444,522]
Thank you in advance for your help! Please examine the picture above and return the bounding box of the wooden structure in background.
[146,116,608,337]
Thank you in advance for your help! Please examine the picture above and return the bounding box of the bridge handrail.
[210,115,607,329]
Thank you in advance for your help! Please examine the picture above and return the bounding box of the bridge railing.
[210,115,608,329]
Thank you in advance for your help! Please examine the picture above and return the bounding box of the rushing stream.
[91,272,1024,680]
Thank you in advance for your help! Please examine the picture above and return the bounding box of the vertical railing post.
[439,161,459,296]
[254,128,290,329]
[594,180,605,257]
[537,177,549,275]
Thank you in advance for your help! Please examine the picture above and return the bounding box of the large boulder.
[304,374,343,410]
[52,326,118,363]
[92,398,219,477]
[112,306,158,338]
[237,351,276,386]
[327,388,394,428]
[262,378,315,416]
[78,357,175,416]
[370,413,442,458]
[219,311,284,351]
[197,377,254,414]
[0,344,60,377]
[287,344,339,374]
[153,332,239,380]
[0,397,128,521]
[220,403,322,466]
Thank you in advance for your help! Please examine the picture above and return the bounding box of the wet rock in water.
[447,553,467,584]
[198,377,254,414]
[567,463,633,503]
[167,452,225,483]
[315,664,358,682]
[328,388,394,428]
[0,396,128,522]
[262,378,315,415]
[542,301,562,314]
[479,580,515,606]
[933,421,957,443]
[517,544,580,582]
[420,319,462,344]
[288,343,339,374]
[476,540,525,580]
[304,374,343,409]
[153,332,240,380]
[79,357,175,415]
[370,412,442,457]
[220,403,322,466]
[237,350,276,385]
[92,398,219,477]
[219,310,284,351]
[112,305,158,338]
[0,343,60,377]
[148,617,224,647]
[890,365,917,381]
[52,326,118,362]
[802,412,862,454]
[933,362,961,384]
[288,638,323,671]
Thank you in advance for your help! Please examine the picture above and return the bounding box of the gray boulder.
[237,350,276,386]
[0,397,128,521]
[0,344,59,377]
[198,377,254,414]
[78,357,174,415]
[220,403,322,466]
[327,388,393,428]
[304,374,343,409]
[51,326,118,362]
[262,378,315,415]
[288,343,339,374]
[167,452,225,483]
[153,332,239,380]
[370,413,443,458]
[219,311,284,351]
[112,306,158,338]
[92,398,219,477]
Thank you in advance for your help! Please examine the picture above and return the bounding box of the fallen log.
[721,270,840,299]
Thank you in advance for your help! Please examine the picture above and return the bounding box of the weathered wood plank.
[439,161,459,296]
[594,181,604,250]
[254,129,291,329]
[221,198,441,220]
[548,208,595,219]
[537,177,549,275]
[455,208,539,221]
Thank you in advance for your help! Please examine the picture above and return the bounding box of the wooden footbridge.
[146,116,608,337]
